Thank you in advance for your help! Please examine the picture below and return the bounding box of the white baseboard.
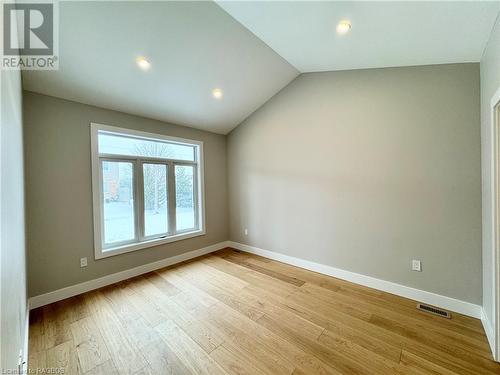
[482,310,496,359]
[29,241,229,309]
[228,241,482,319]
[28,239,483,320]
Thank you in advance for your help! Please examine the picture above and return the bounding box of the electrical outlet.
[411,260,422,272]
[80,257,88,268]
[244,228,248,236]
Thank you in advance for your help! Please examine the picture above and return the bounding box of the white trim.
[90,123,102,258]
[29,241,229,309]
[90,122,206,260]
[92,122,204,148]
[483,309,495,354]
[228,241,482,319]
[490,86,500,361]
[96,229,206,259]
[21,308,29,374]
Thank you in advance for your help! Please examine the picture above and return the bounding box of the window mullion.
[193,165,199,230]
[168,160,176,234]
[98,158,106,249]
[137,159,145,241]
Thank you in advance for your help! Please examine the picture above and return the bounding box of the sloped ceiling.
[22,1,298,134]
[23,1,500,133]
[217,1,500,73]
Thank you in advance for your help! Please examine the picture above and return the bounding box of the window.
[91,123,205,259]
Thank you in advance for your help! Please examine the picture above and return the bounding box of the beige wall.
[1,70,27,368]
[227,63,482,304]
[24,92,228,297]
[480,14,500,329]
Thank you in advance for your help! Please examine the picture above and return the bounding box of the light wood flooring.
[29,248,499,374]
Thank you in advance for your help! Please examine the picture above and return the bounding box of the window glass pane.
[102,161,135,245]
[175,165,195,231]
[143,163,168,237]
[98,132,195,161]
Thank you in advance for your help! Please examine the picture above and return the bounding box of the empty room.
[2,0,500,374]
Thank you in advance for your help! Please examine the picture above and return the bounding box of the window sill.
[95,229,206,259]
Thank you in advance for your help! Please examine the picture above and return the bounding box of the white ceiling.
[23,1,500,134]
[22,1,298,134]
[217,1,500,73]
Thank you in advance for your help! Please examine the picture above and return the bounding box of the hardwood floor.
[29,248,499,375]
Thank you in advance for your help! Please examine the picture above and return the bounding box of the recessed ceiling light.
[136,56,151,70]
[212,88,223,99]
[336,20,351,34]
